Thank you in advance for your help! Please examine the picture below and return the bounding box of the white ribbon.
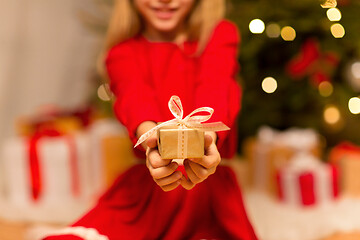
[134,95,230,148]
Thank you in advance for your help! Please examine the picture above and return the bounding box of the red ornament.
[337,0,350,6]
[287,38,339,86]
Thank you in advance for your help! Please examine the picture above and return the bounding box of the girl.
[43,0,257,239]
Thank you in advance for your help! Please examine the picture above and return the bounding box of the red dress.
[43,20,257,240]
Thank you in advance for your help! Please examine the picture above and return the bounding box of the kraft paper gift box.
[276,153,339,207]
[329,142,360,196]
[135,96,229,160]
[245,126,323,194]
[157,126,204,159]
[0,132,95,223]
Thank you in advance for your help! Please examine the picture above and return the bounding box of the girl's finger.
[204,134,213,149]
[146,137,158,149]
[149,161,179,179]
[184,159,202,184]
[180,176,195,190]
[148,148,171,168]
[154,170,182,187]
[161,179,182,192]
[189,153,220,169]
[188,161,209,180]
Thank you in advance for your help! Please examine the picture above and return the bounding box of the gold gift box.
[157,126,204,159]
[102,135,135,187]
[340,157,360,196]
[330,145,360,196]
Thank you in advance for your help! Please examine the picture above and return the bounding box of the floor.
[2,160,360,240]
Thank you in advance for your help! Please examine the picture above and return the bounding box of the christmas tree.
[227,0,360,153]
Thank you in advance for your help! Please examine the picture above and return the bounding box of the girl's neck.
[143,24,187,45]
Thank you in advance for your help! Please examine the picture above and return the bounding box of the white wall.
[0,0,103,141]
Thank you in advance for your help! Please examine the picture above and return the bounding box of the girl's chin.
[152,22,180,34]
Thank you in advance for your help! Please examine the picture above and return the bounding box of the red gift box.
[276,153,339,206]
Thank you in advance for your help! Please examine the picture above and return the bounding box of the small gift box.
[276,153,339,206]
[329,142,360,196]
[135,96,230,159]
[157,126,204,159]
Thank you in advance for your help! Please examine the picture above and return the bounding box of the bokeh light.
[326,8,342,21]
[281,26,296,41]
[262,77,278,93]
[97,84,112,101]
[351,62,360,79]
[320,0,337,8]
[249,19,265,34]
[266,23,281,38]
[330,23,345,38]
[348,97,360,114]
[324,105,341,124]
[318,81,334,97]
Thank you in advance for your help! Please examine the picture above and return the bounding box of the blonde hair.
[104,0,226,54]
[98,0,225,95]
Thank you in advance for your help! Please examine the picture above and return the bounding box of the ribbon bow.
[134,95,230,148]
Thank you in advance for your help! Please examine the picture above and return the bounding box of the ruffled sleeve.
[105,41,162,147]
[194,20,242,150]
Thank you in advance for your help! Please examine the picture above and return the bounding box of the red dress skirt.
[43,164,257,240]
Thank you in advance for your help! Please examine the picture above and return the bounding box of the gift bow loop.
[134,95,230,148]
[169,95,183,119]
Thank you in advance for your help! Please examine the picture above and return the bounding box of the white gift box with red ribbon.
[276,153,339,206]
[253,126,321,191]
[0,132,95,223]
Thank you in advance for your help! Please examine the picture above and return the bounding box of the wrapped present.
[244,126,323,194]
[88,119,135,189]
[15,105,93,137]
[226,155,251,191]
[158,126,204,159]
[135,95,230,159]
[276,153,339,206]
[0,128,94,223]
[329,142,360,196]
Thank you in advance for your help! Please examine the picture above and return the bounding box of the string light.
[324,105,341,124]
[262,77,278,93]
[326,8,342,21]
[249,19,265,34]
[348,97,360,114]
[266,23,281,38]
[281,26,296,41]
[330,23,345,38]
[318,81,334,97]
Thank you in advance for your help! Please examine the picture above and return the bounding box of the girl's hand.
[146,137,183,192]
[180,134,221,190]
